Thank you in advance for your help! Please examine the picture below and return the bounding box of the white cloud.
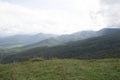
[0,0,106,35]
[100,0,120,27]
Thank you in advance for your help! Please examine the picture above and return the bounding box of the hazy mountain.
[2,28,120,49]
[25,30,98,48]
[25,28,120,48]
[0,33,57,48]
[1,28,120,63]
[97,28,120,35]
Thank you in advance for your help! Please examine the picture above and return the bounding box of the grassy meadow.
[0,59,120,80]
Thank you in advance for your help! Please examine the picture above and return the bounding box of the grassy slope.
[0,59,120,80]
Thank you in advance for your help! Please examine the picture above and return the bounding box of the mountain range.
[0,33,57,48]
[1,28,120,63]
[1,28,120,49]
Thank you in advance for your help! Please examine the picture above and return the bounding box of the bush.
[29,57,45,62]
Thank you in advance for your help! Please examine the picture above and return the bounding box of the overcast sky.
[0,0,120,35]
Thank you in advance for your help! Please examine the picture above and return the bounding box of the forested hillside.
[1,30,120,63]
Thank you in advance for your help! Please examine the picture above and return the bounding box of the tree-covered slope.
[23,30,98,49]
[0,33,57,48]
[1,31,120,63]
[22,28,120,49]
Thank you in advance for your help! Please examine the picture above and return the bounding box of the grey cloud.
[101,0,120,5]
[100,0,120,28]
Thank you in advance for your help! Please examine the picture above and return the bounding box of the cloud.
[101,0,120,5]
[100,0,120,27]
[0,0,106,35]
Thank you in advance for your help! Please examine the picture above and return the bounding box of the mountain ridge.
[1,28,120,63]
[0,33,57,48]
[23,28,120,49]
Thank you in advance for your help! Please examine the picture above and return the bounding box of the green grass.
[0,59,120,80]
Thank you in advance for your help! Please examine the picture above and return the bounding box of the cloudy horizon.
[0,0,120,35]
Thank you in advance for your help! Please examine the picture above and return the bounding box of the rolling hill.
[1,28,120,49]
[1,28,120,63]
[24,31,98,48]
[23,28,120,48]
[0,33,57,48]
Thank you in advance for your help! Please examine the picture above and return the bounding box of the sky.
[0,0,120,35]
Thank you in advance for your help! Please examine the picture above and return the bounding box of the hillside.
[0,59,120,80]
[98,28,120,35]
[1,29,120,63]
[23,28,120,48]
[23,30,98,48]
[1,28,120,49]
[0,33,57,48]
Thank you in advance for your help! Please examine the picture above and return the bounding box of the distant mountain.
[2,28,120,49]
[25,30,98,48]
[58,31,97,42]
[24,28,120,48]
[2,28,120,63]
[0,33,57,48]
[97,28,120,35]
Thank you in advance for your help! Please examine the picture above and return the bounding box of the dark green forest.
[1,31,120,63]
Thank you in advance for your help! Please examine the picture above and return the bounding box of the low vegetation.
[0,59,120,80]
